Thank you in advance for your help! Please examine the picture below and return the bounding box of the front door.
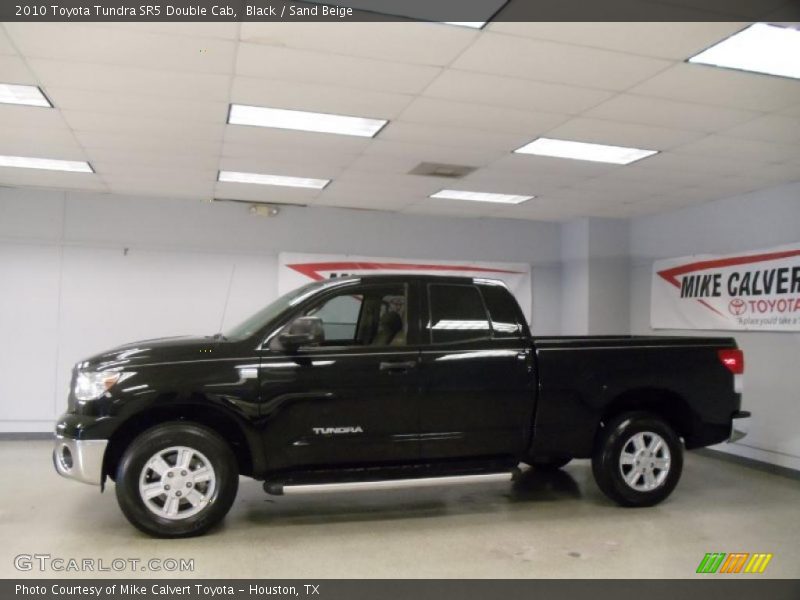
[258,281,421,470]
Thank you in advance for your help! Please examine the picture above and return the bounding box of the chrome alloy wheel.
[618,431,671,492]
[138,446,216,520]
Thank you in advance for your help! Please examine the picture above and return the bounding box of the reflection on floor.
[1,441,798,578]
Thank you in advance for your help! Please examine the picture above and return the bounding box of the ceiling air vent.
[409,162,477,179]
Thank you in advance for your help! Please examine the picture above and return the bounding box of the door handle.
[379,360,417,372]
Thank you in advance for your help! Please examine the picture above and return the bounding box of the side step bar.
[264,471,516,496]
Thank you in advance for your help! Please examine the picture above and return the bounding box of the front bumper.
[53,435,108,485]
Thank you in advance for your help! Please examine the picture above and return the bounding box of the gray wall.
[0,187,562,432]
[630,181,800,471]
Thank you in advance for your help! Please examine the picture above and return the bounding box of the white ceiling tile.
[487,153,619,178]
[723,115,800,144]
[584,93,759,132]
[397,96,567,136]
[603,163,712,187]
[61,110,226,141]
[0,104,70,130]
[487,22,747,60]
[380,121,529,153]
[231,76,410,120]
[0,26,18,55]
[574,173,684,196]
[315,191,414,212]
[0,22,797,222]
[0,168,104,192]
[0,54,37,83]
[4,24,236,74]
[218,156,345,180]
[74,131,222,156]
[545,117,704,151]
[630,62,800,112]
[89,153,222,171]
[86,22,239,40]
[223,125,371,155]
[671,135,800,163]
[240,22,477,66]
[451,32,672,91]
[27,59,232,101]
[45,87,228,123]
[365,138,508,167]
[98,165,214,183]
[236,43,441,95]
[423,70,613,115]
[0,126,83,157]
[633,151,761,176]
[215,181,323,204]
[108,180,214,200]
[544,185,652,204]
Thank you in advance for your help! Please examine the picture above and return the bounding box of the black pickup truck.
[54,275,749,537]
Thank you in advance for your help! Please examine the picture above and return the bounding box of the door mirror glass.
[278,316,325,350]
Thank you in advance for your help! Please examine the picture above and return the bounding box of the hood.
[79,335,224,371]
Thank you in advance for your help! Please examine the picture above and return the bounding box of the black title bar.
[2,0,800,22]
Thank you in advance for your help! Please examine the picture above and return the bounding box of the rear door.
[418,280,534,460]
[258,280,422,470]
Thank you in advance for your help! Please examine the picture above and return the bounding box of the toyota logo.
[728,298,747,316]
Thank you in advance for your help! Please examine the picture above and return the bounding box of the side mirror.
[278,316,325,350]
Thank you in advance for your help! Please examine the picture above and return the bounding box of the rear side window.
[428,284,491,343]
[480,284,525,337]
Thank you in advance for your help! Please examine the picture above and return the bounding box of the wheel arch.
[103,403,257,484]
[597,388,698,448]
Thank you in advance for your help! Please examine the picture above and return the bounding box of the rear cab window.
[427,281,526,344]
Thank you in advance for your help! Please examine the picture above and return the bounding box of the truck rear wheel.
[115,422,238,537]
[592,412,682,507]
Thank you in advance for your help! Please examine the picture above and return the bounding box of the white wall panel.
[0,187,562,431]
[630,181,800,470]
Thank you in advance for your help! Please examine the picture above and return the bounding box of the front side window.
[428,284,491,344]
[302,284,408,347]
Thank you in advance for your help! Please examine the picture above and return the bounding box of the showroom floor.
[0,440,797,579]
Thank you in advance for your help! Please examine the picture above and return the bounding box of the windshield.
[223,281,324,341]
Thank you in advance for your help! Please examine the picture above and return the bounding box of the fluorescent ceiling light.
[443,22,486,28]
[0,155,92,172]
[514,137,658,165]
[430,189,533,204]
[218,170,330,190]
[228,104,387,138]
[688,23,800,80]
[0,83,51,107]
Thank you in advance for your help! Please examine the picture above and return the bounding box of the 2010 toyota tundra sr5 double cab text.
[54,275,750,537]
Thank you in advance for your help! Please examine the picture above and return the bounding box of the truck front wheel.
[115,422,239,537]
[592,412,683,507]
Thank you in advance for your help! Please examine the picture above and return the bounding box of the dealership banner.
[651,243,800,332]
[278,252,531,322]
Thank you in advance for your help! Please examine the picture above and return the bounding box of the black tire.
[592,412,683,507]
[115,422,239,538]
[529,456,572,470]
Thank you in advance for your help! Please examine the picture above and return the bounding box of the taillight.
[718,349,744,375]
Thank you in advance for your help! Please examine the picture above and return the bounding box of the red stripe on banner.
[657,249,800,288]
[287,261,524,281]
[655,248,800,319]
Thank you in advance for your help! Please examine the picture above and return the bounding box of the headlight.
[74,370,135,402]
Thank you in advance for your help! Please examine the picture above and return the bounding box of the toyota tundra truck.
[53,275,749,537]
